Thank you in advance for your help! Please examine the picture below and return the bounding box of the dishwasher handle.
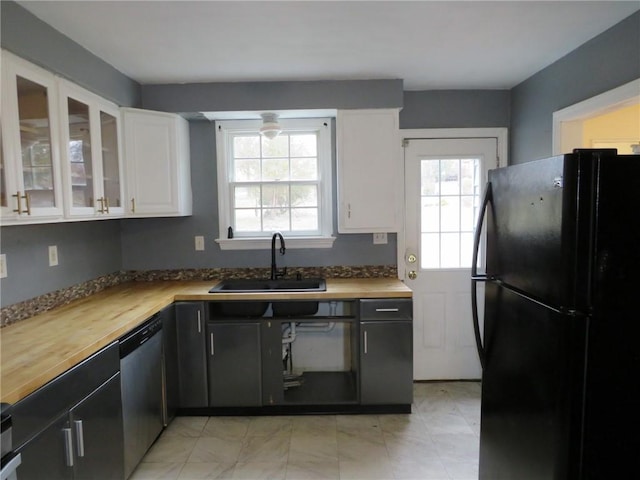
[119,314,163,358]
[0,452,22,480]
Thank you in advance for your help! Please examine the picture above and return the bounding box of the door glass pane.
[420,158,481,269]
[17,76,55,208]
[421,233,440,269]
[100,111,121,208]
[67,97,94,207]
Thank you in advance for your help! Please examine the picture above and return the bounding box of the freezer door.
[480,282,587,480]
[486,152,596,310]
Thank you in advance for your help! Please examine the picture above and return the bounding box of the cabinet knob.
[408,270,417,280]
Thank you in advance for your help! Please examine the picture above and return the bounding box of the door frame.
[552,78,640,155]
[397,128,508,280]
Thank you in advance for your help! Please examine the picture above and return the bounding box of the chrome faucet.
[271,232,287,280]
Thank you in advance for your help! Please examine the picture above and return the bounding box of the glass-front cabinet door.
[58,79,123,218]
[98,107,123,215]
[1,51,63,221]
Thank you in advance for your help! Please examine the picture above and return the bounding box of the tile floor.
[131,381,481,480]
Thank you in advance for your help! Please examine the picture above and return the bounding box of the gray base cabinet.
[359,299,413,405]
[71,374,125,479]
[16,373,124,480]
[175,302,208,407]
[15,413,70,480]
[207,322,262,407]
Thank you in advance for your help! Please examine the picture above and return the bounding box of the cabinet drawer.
[359,299,412,321]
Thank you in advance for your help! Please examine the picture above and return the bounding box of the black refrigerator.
[471,149,640,479]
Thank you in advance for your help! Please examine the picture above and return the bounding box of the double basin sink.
[209,278,326,293]
[208,278,326,317]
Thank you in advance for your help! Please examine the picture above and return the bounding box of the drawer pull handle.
[210,333,215,356]
[364,330,368,354]
[375,308,399,312]
[197,310,202,333]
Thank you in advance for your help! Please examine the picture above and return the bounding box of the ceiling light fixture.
[259,112,282,139]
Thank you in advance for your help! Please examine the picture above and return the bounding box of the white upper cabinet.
[1,51,64,223]
[336,109,401,233]
[122,108,192,217]
[58,79,124,219]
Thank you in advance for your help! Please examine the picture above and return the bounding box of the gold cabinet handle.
[12,191,31,215]
[24,192,31,215]
[12,191,22,214]
[131,198,136,213]
[97,197,105,214]
[104,196,110,214]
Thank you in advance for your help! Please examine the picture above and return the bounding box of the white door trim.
[398,128,508,280]
[552,78,640,155]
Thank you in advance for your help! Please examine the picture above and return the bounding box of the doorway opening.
[553,78,640,155]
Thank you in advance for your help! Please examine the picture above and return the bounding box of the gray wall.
[510,11,640,164]
[400,90,510,129]
[0,1,141,107]
[0,1,139,306]
[142,79,404,113]
[0,221,123,306]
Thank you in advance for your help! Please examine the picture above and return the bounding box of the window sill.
[215,236,336,251]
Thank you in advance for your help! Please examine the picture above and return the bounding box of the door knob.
[408,270,417,280]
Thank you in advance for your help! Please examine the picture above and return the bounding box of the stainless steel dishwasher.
[119,314,163,479]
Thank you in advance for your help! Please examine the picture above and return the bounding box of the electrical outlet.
[0,254,7,278]
[48,245,59,266]
[373,233,388,244]
[195,235,205,251]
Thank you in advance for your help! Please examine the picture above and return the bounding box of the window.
[215,118,334,250]
[420,157,481,269]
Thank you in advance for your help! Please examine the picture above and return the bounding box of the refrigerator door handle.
[472,181,492,280]
[471,181,492,370]
[471,280,486,370]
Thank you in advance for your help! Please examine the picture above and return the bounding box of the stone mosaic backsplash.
[0,265,397,327]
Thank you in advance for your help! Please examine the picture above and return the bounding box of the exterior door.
[404,137,498,379]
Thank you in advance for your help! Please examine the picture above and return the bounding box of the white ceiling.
[16,0,640,90]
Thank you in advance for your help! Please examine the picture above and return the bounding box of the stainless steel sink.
[208,278,326,293]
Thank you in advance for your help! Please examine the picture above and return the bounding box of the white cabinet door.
[336,109,400,233]
[1,51,64,223]
[122,108,192,217]
[58,79,124,219]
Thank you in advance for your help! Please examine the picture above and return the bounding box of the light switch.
[49,245,59,266]
[373,233,388,244]
[195,236,205,251]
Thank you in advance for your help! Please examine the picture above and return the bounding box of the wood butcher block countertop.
[0,278,411,404]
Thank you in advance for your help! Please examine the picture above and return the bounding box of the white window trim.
[215,117,335,250]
